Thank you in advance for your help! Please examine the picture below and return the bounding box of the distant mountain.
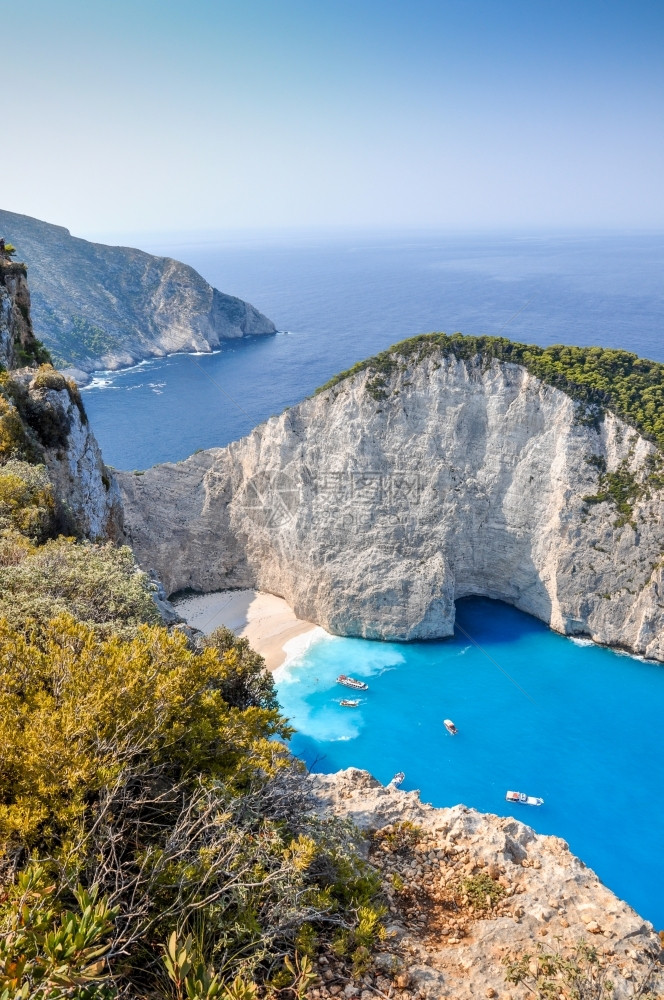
[0,209,276,373]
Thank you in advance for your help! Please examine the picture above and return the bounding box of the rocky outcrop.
[0,209,276,371]
[306,768,663,1000]
[1,258,122,540]
[119,347,664,661]
[0,259,46,369]
[5,368,124,541]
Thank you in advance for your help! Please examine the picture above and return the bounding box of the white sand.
[173,589,321,671]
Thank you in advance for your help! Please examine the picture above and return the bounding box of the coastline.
[65,334,279,388]
[64,348,224,388]
[173,588,322,670]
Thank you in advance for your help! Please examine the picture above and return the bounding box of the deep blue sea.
[82,231,664,927]
[82,230,664,470]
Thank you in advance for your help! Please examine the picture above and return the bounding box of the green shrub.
[0,527,37,566]
[0,611,384,995]
[161,931,225,1000]
[376,820,423,852]
[462,872,506,910]
[0,865,118,1000]
[501,940,645,1000]
[14,337,52,368]
[331,902,386,975]
[0,461,55,542]
[0,615,290,850]
[0,537,161,637]
[0,389,34,462]
[31,364,68,393]
[200,626,279,711]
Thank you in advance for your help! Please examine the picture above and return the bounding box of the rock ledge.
[306,768,662,999]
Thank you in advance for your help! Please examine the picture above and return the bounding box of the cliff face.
[11,371,124,540]
[0,263,122,540]
[306,769,662,1000]
[0,260,46,369]
[0,209,276,372]
[119,350,664,660]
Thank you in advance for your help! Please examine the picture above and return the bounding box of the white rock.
[119,351,664,661]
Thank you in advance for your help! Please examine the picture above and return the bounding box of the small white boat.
[506,790,544,807]
[443,718,458,735]
[390,771,405,786]
[339,699,360,708]
[337,674,368,691]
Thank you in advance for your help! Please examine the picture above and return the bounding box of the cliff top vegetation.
[316,333,664,452]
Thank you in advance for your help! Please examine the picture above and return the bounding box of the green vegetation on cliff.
[0,359,384,998]
[47,314,119,367]
[317,333,664,452]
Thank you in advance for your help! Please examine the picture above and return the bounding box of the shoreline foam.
[277,626,331,675]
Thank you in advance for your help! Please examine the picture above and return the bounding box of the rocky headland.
[305,768,663,1000]
[0,208,276,373]
[119,336,664,662]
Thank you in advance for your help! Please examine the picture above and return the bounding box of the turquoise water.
[275,598,664,929]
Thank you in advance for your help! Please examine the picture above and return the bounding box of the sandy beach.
[173,589,322,670]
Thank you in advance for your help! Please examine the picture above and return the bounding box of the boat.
[390,771,405,786]
[443,718,458,735]
[506,790,544,807]
[339,699,360,708]
[337,674,368,691]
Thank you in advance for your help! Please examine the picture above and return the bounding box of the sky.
[3,0,664,236]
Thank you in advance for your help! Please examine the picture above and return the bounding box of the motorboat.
[506,790,544,806]
[443,719,458,735]
[390,772,405,786]
[337,674,369,691]
[339,699,360,708]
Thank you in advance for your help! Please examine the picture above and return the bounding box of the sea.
[82,230,664,470]
[82,230,664,927]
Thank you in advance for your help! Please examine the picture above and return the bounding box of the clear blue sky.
[4,0,663,235]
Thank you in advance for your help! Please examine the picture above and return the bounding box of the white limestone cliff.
[118,350,664,661]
